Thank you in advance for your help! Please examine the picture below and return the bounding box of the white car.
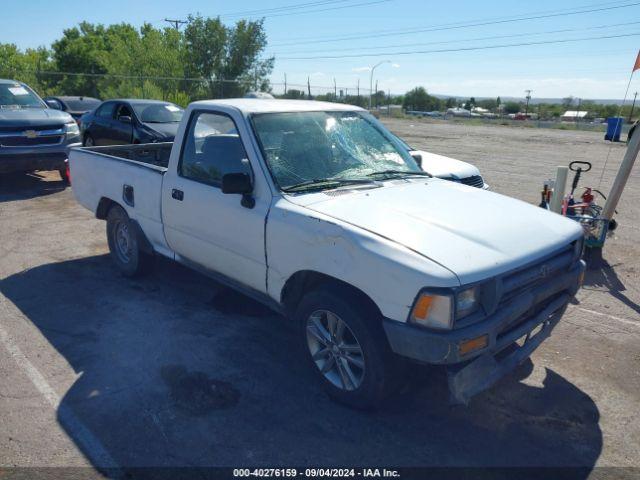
[392,135,488,189]
[70,99,585,408]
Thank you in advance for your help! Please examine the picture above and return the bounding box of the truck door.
[161,109,270,294]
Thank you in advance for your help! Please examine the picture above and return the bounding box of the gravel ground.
[0,119,638,478]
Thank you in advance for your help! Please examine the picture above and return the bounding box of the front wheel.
[106,205,151,277]
[296,287,398,409]
[83,134,94,147]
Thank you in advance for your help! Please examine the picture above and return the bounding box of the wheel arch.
[97,197,154,255]
[280,270,382,320]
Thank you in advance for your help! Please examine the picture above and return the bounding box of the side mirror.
[222,172,252,194]
[45,100,62,110]
[119,115,132,124]
[411,153,423,168]
[222,172,255,209]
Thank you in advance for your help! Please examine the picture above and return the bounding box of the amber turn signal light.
[458,334,489,356]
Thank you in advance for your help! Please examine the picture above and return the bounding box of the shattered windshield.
[251,111,421,190]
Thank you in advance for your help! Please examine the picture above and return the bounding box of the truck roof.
[190,98,365,114]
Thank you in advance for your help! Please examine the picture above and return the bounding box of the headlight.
[64,121,80,136]
[409,292,453,330]
[456,286,480,319]
[410,286,481,329]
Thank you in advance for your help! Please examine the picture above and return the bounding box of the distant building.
[561,110,588,121]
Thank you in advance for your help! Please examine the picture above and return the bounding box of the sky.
[2,0,640,100]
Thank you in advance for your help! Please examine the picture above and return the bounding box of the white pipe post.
[601,125,640,220]
[550,166,569,213]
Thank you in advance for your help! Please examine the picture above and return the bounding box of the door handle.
[171,189,184,201]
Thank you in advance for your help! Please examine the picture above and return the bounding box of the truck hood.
[289,179,582,284]
[410,149,480,179]
[0,107,73,127]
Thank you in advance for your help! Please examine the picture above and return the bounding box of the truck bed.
[69,142,174,256]
[81,143,173,171]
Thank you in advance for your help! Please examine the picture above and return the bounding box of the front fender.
[266,200,459,322]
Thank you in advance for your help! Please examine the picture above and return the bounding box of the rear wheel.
[83,134,94,147]
[106,205,151,277]
[296,287,398,409]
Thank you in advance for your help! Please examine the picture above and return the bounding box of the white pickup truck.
[70,99,585,408]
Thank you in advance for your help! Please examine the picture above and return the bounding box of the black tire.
[106,205,151,277]
[83,134,94,147]
[296,286,398,409]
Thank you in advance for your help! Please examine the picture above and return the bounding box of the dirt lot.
[1,119,639,477]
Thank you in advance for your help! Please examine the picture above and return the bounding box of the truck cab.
[70,99,585,408]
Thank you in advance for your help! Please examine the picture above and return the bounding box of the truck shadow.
[0,171,67,202]
[0,255,602,475]
[582,259,640,316]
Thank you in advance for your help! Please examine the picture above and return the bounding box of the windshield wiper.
[282,177,377,193]
[367,169,433,178]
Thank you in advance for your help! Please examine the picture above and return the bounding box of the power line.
[217,0,352,18]
[270,20,640,55]
[278,32,640,60]
[4,68,374,92]
[228,0,389,19]
[270,0,640,46]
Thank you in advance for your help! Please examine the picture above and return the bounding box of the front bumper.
[383,260,585,403]
[0,139,81,174]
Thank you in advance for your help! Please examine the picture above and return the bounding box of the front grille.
[459,175,485,188]
[497,292,565,340]
[1,135,63,147]
[0,125,66,148]
[0,124,64,133]
[501,242,575,301]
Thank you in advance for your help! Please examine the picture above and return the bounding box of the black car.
[80,99,184,146]
[43,96,101,122]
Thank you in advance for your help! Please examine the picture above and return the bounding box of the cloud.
[352,66,371,72]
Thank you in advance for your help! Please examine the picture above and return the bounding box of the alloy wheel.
[306,309,365,391]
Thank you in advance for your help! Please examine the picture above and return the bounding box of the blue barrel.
[605,117,623,141]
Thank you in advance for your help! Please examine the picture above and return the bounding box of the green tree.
[503,101,521,114]
[183,15,273,98]
[403,86,441,111]
[282,88,305,99]
[51,22,111,97]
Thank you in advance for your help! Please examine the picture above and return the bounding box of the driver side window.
[115,104,132,121]
[179,112,251,186]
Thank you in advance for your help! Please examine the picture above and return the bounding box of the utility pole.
[307,76,311,99]
[284,73,287,96]
[357,78,360,100]
[576,98,582,127]
[524,89,532,117]
[388,88,391,116]
[369,60,391,110]
[333,77,337,98]
[374,80,378,108]
[164,18,187,30]
[629,91,638,122]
